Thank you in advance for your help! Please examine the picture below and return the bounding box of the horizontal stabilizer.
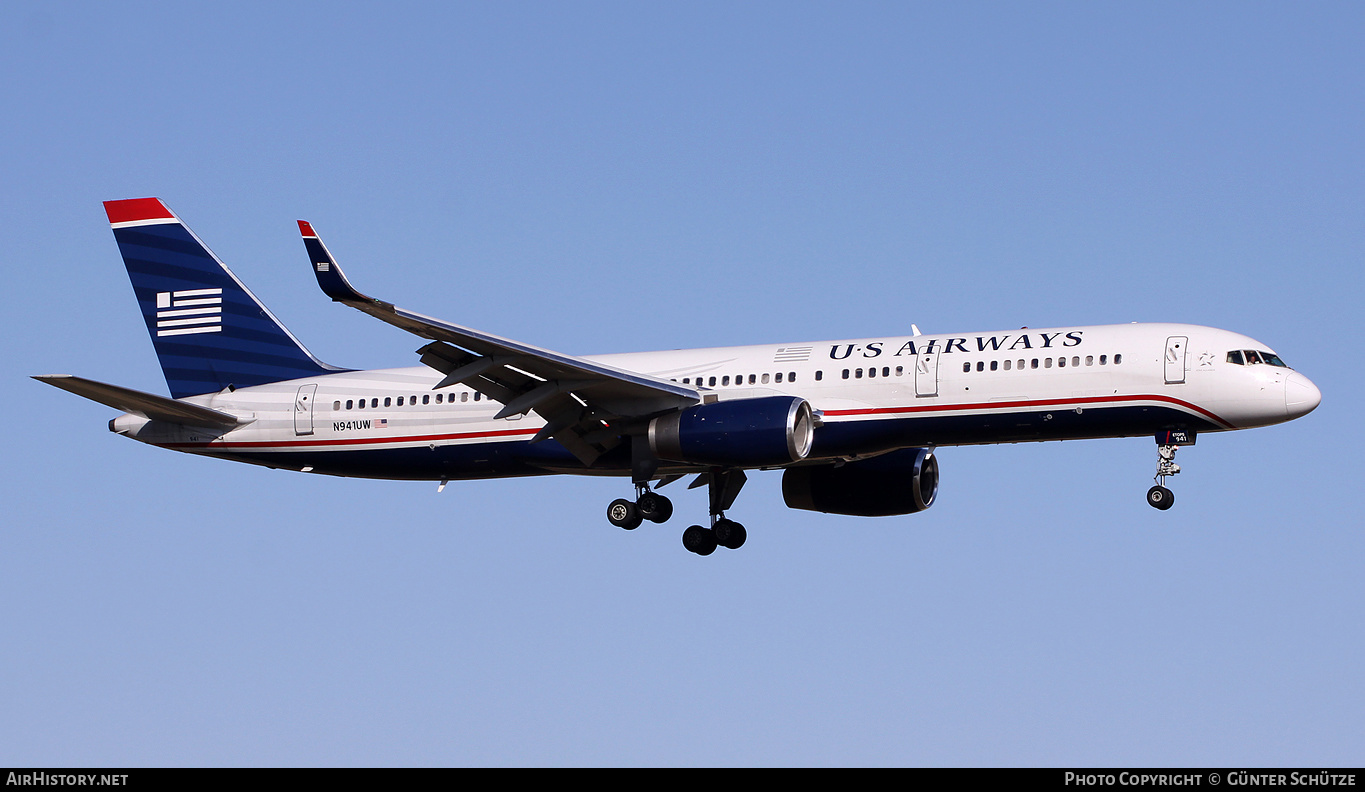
[33,375,245,428]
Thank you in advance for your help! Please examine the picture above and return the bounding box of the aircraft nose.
[1284,372,1322,419]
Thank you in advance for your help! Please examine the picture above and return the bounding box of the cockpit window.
[1227,349,1290,367]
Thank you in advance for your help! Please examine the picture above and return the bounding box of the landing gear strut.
[1147,431,1192,510]
[682,469,748,556]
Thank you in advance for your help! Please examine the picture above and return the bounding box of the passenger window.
[775,372,784,383]
[1031,359,1039,369]
[761,373,770,384]
[358,399,365,409]
[346,399,354,410]
[976,362,984,372]
[963,362,971,373]
[333,400,341,411]
[722,376,730,386]
[1114,354,1123,365]
[474,392,481,401]
[371,398,378,408]
[789,372,796,382]
[708,377,717,387]
[1072,356,1080,367]
[895,366,904,376]
[868,367,877,378]
[749,374,757,385]
[1018,359,1025,370]
[842,369,850,379]
[1099,355,1107,365]
[1058,357,1065,368]
[1044,358,1053,368]
[397,396,404,407]
[1003,360,1012,371]
[990,360,998,371]
[855,368,863,378]
[815,370,823,381]
[1085,355,1093,366]
[423,394,430,405]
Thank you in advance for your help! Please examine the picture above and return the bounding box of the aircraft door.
[915,349,940,397]
[294,383,318,435]
[1164,336,1188,384]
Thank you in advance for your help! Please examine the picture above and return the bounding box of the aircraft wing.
[33,375,245,428]
[298,221,700,465]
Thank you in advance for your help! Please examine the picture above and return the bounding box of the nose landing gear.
[1147,431,1193,510]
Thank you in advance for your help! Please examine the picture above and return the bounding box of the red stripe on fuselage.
[159,425,539,451]
[822,393,1234,429]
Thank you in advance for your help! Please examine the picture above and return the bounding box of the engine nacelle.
[649,396,815,468]
[782,447,939,517]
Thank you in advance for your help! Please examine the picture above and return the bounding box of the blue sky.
[2,2,1361,766]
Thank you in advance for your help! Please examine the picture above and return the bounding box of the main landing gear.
[1146,431,1192,510]
[605,468,749,556]
[606,484,674,530]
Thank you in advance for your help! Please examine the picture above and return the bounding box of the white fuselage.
[111,322,1319,481]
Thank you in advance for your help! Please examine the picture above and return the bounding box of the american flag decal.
[155,289,223,337]
[774,346,812,362]
[375,418,388,428]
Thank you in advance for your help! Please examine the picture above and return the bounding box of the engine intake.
[649,396,814,468]
[782,447,938,516]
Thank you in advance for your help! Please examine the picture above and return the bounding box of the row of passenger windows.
[328,351,1133,410]
[332,391,487,411]
[961,354,1122,373]
[671,371,800,387]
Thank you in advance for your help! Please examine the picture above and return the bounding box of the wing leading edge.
[297,221,700,465]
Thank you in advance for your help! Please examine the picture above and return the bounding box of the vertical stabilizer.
[105,198,345,398]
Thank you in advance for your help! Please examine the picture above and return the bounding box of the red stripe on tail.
[104,198,175,225]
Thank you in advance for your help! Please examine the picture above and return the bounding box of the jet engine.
[782,447,938,516]
[648,396,815,468]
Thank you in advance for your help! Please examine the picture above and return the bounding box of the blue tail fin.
[105,198,346,399]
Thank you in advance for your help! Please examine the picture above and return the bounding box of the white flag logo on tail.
[155,288,223,337]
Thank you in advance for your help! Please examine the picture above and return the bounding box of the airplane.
[36,198,1322,555]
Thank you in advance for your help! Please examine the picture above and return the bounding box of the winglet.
[297,220,385,306]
